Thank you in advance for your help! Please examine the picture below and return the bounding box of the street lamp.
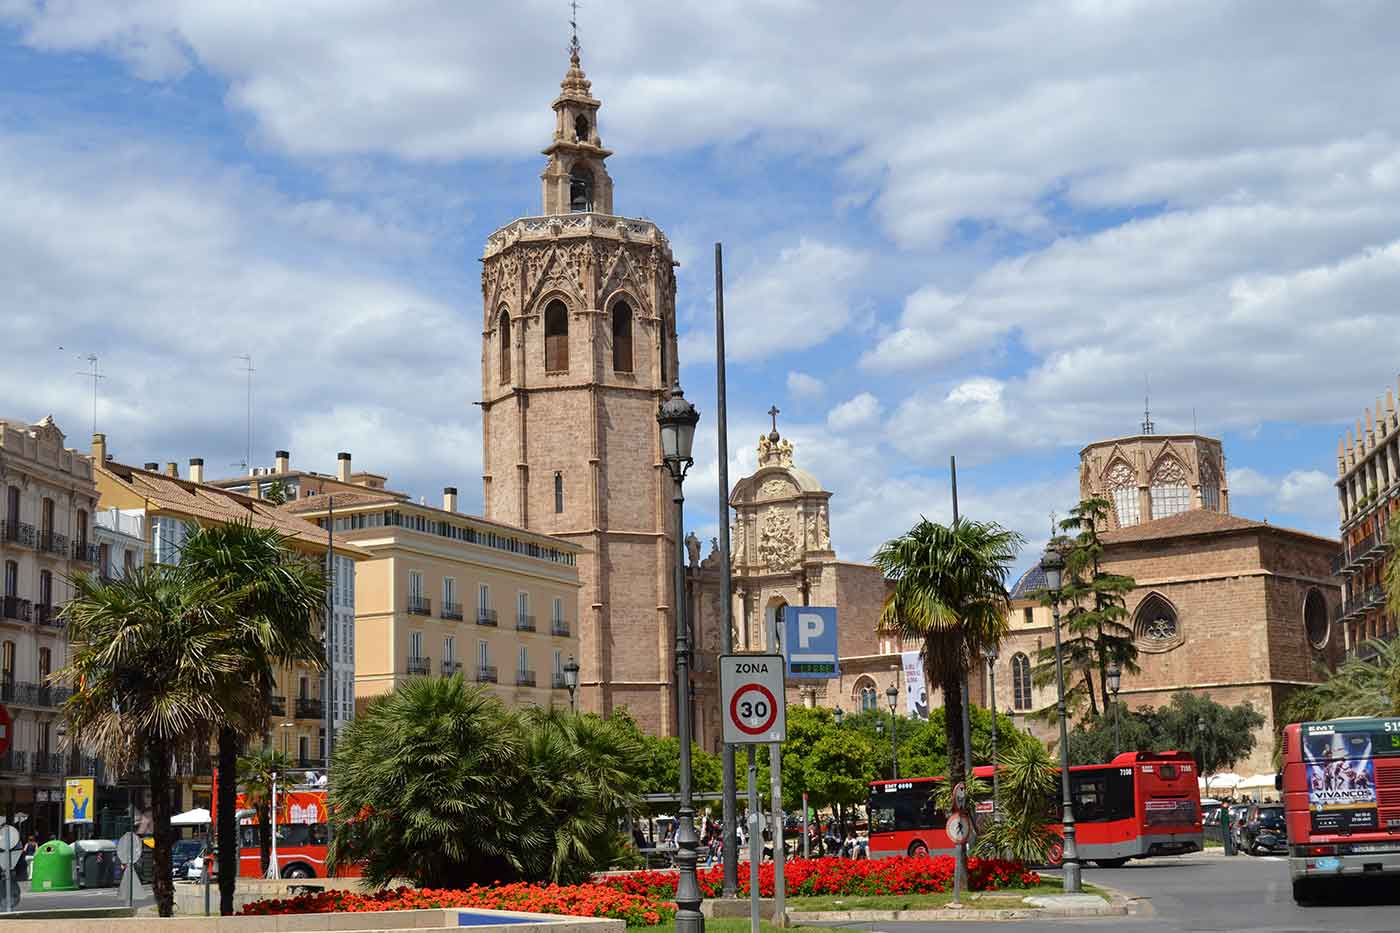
[885,685,899,780]
[279,720,296,759]
[1197,716,1208,777]
[1040,544,1081,894]
[984,646,1001,823]
[658,381,704,933]
[833,706,844,727]
[1106,663,1122,756]
[563,655,580,713]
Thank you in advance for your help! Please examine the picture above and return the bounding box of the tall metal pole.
[890,705,899,779]
[988,655,1000,823]
[325,495,335,775]
[672,481,705,933]
[714,242,739,897]
[950,455,971,901]
[747,746,760,933]
[1051,595,1082,892]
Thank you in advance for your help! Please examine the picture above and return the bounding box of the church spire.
[540,12,614,216]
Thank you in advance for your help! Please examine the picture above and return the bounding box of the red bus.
[205,787,359,879]
[869,751,1202,867]
[1280,718,1400,903]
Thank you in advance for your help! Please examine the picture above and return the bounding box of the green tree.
[1031,499,1138,718]
[1156,692,1265,775]
[237,746,296,876]
[177,520,326,911]
[972,740,1059,863]
[263,479,289,505]
[1066,703,1159,765]
[874,517,1023,793]
[58,567,242,917]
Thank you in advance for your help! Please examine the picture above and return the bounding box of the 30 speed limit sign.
[720,654,787,744]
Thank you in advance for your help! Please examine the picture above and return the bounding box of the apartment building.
[284,480,582,712]
[1335,381,1400,657]
[91,435,369,808]
[0,416,100,839]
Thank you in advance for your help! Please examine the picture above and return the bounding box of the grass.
[784,879,1082,912]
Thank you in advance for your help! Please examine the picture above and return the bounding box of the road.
[5,879,156,913]
[824,851,1400,933]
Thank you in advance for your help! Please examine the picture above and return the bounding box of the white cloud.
[786,371,825,400]
[826,392,882,433]
[1225,467,1338,531]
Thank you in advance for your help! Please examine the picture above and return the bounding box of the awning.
[172,807,212,826]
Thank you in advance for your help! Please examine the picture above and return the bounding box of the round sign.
[0,705,11,759]
[946,812,972,844]
[952,782,967,813]
[117,831,142,866]
[728,683,779,736]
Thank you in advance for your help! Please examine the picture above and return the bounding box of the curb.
[789,895,1127,923]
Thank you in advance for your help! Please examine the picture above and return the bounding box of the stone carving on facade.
[1151,456,1188,485]
[731,520,746,565]
[758,477,794,501]
[685,530,701,567]
[757,434,795,467]
[806,510,830,550]
[758,508,799,572]
[1105,460,1135,490]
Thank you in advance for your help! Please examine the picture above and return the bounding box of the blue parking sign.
[784,606,839,679]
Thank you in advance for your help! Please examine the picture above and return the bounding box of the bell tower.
[478,43,681,734]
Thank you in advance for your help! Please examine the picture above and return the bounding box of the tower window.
[498,309,512,384]
[612,302,633,373]
[569,164,594,213]
[574,114,590,142]
[554,472,564,513]
[1011,653,1032,710]
[544,300,569,372]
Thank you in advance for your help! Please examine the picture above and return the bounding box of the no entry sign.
[0,705,10,759]
[720,654,787,744]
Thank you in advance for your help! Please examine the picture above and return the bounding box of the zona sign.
[720,654,787,744]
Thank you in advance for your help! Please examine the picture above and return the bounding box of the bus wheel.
[1046,841,1064,867]
[282,864,313,879]
[1095,858,1129,868]
[908,842,930,858]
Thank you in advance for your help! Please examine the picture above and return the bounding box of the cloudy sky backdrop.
[4,0,1397,574]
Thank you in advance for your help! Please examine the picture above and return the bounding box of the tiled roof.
[1009,563,1048,600]
[1099,509,1337,546]
[103,461,354,551]
[282,491,401,513]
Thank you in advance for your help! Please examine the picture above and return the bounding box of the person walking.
[18,835,37,881]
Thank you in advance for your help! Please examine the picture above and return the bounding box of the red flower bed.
[242,857,1039,925]
[600,855,1040,899]
[241,883,673,926]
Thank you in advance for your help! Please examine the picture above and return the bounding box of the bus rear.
[1282,718,1400,902]
[1130,751,1203,857]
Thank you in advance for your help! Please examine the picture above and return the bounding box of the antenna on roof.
[236,353,255,473]
[71,352,104,435]
[1141,377,1155,435]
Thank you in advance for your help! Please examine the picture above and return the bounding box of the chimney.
[275,450,290,473]
[443,486,458,513]
[165,462,179,478]
[91,433,106,465]
[189,458,205,484]
[337,451,352,482]
[143,462,158,471]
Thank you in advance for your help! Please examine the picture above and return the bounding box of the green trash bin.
[28,839,77,892]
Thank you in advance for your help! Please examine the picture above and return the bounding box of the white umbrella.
[1236,773,1276,791]
[171,807,211,826]
[1201,772,1243,794]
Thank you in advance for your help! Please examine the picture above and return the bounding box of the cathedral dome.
[1009,563,1047,601]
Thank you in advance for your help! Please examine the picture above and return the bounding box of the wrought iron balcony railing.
[0,750,29,773]
[441,601,463,621]
[516,670,536,687]
[551,672,569,690]
[475,665,498,684]
[295,697,324,719]
[441,660,463,676]
[37,530,69,556]
[2,596,32,623]
[269,695,287,716]
[516,614,536,632]
[407,596,432,616]
[476,609,498,627]
[551,619,570,637]
[0,520,34,547]
[34,603,63,628]
[406,657,431,676]
[72,541,99,563]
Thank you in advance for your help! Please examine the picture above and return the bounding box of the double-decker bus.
[869,751,1202,867]
[1280,718,1400,903]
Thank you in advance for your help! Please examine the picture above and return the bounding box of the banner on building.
[901,650,929,720]
[65,777,95,824]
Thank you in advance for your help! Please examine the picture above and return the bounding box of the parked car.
[1239,804,1287,855]
[1227,804,1251,847]
[171,839,207,883]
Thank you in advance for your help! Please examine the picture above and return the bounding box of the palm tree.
[874,517,1022,791]
[238,746,296,876]
[58,567,243,917]
[973,740,1059,863]
[177,520,326,912]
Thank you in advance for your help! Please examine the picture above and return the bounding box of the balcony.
[2,596,32,623]
[475,665,498,684]
[551,672,569,690]
[0,520,34,547]
[1331,552,1347,576]
[516,670,536,688]
[476,609,498,628]
[32,752,65,776]
[1356,628,1398,660]
[0,751,29,773]
[406,656,431,676]
[7,681,71,708]
[34,604,63,628]
[441,660,463,677]
[269,694,287,717]
[72,541,98,564]
[37,530,69,557]
[441,601,464,621]
[516,614,536,633]
[551,619,570,637]
[407,596,432,616]
[294,697,324,719]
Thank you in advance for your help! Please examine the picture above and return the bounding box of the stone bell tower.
[479,41,682,734]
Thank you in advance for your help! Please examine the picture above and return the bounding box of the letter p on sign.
[797,610,824,647]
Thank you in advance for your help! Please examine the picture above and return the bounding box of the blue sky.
[4,1,1399,576]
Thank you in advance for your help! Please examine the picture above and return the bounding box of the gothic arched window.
[1149,457,1191,520]
[569,164,593,212]
[1199,457,1221,511]
[612,301,633,373]
[854,676,879,712]
[1011,653,1032,710]
[1134,593,1180,644]
[544,300,569,372]
[1304,588,1329,649]
[1106,460,1140,527]
[498,309,511,384]
[574,114,590,142]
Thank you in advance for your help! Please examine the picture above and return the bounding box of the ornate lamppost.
[563,655,580,713]
[1040,544,1081,894]
[658,381,704,933]
[1106,662,1122,756]
[885,685,899,780]
[833,706,845,727]
[984,646,1001,822]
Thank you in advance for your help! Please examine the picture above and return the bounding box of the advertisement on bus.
[1302,723,1378,833]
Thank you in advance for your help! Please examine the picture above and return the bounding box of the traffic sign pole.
[746,746,760,933]
[0,823,17,914]
[769,742,785,928]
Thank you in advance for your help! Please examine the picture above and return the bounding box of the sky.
[3,0,1398,578]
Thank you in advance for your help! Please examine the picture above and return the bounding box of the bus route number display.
[720,654,788,744]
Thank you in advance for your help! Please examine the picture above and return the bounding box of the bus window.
[1071,770,1134,822]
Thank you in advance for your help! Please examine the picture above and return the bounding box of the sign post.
[117,831,142,907]
[0,824,19,913]
[746,747,760,933]
[721,655,787,928]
